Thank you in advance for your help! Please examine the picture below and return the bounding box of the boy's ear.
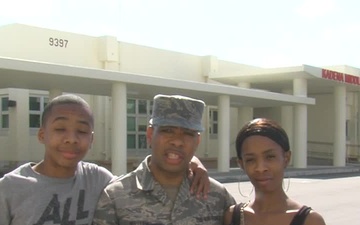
[284,151,291,168]
[90,131,94,145]
[37,127,45,143]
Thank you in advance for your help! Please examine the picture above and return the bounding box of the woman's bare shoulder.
[305,210,326,225]
[223,204,236,225]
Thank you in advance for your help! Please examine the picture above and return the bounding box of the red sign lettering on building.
[345,74,360,85]
[322,69,360,86]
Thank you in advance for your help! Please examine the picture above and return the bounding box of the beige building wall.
[218,60,262,76]
[0,24,102,69]
[346,92,360,160]
[307,92,360,161]
[254,107,282,122]
[0,24,215,83]
[119,42,205,82]
[308,94,335,159]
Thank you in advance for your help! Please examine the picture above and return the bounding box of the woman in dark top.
[224,118,326,225]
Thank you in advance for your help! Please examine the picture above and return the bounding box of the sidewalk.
[209,163,360,183]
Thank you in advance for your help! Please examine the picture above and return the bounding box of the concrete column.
[237,82,253,129]
[356,92,360,147]
[111,83,127,175]
[49,89,62,100]
[293,78,307,168]
[204,106,210,157]
[293,104,307,168]
[8,89,30,164]
[98,36,119,71]
[217,95,230,172]
[202,55,219,77]
[294,78,307,96]
[104,97,111,160]
[93,96,106,159]
[237,82,250,89]
[104,62,119,71]
[333,85,347,166]
[281,89,293,165]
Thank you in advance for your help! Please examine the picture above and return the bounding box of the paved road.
[222,174,360,225]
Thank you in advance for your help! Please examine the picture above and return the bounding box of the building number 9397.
[49,37,68,48]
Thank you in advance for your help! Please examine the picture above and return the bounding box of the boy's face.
[37,104,94,174]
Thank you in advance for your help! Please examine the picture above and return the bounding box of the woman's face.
[238,135,291,193]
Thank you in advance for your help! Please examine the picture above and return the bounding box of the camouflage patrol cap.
[149,94,205,132]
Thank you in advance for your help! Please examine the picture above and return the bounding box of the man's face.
[147,125,200,176]
[37,104,94,175]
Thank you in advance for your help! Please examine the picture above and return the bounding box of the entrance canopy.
[210,64,360,94]
[0,57,315,107]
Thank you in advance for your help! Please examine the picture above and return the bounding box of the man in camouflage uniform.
[93,94,235,225]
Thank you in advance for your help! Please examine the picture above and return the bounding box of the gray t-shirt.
[0,161,113,225]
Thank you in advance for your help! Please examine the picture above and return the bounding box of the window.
[127,98,153,150]
[209,108,218,135]
[1,97,9,128]
[29,96,48,128]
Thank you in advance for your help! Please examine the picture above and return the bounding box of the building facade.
[0,24,359,176]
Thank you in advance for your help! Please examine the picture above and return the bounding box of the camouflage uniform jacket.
[93,155,236,225]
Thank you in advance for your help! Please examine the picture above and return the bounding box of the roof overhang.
[0,57,315,107]
[211,65,360,94]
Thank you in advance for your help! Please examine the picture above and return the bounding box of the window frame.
[0,96,9,129]
[126,98,153,151]
[208,106,218,138]
[29,95,48,129]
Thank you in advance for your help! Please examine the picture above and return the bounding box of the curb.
[209,165,360,183]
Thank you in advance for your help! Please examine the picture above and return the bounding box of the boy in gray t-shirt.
[0,94,113,225]
[0,161,113,225]
[0,94,209,225]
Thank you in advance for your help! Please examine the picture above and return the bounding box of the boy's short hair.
[41,94,93,127]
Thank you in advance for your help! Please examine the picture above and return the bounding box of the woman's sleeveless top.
[230,203,312,225]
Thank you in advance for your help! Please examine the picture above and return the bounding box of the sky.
[0,0,360,69]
